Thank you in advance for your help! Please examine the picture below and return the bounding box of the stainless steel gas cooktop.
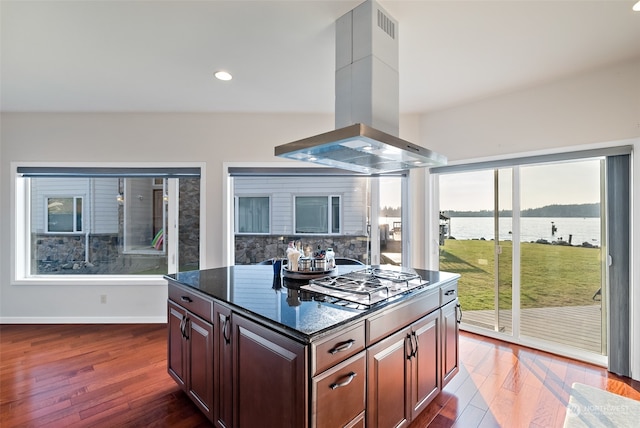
[301,267,429,308]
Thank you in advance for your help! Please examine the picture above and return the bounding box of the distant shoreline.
[441,202,599,218]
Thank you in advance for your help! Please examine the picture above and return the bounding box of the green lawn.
[439,239,602,311]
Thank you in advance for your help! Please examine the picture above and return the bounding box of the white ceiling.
[2,0,639,114]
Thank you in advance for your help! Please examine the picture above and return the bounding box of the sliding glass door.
[437,157,608,361]
[438,169,513,335]
[519,160,605,355]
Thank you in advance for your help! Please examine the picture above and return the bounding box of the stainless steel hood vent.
[274,123,447,175]
[275,0,447,174]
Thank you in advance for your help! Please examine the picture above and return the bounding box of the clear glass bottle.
[325,247,335,268]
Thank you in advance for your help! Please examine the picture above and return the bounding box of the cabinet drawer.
[366,288,439,345]
[440,280,458,306]
[312,322,365,376]
[312,351,366,428]
[168,282,213,323]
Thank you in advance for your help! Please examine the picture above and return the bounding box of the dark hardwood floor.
[1,324,638,427]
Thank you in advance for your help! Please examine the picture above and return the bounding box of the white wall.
[419,57,640,380]
[420,59,639,159]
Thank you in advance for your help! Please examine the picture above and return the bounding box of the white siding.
[234,176,368,235]
[30,177,119,234]
[90,179,119,233]
[124,178,155,248]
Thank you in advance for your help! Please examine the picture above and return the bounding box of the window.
[295,195,341,234]
[331,196,340,234]
[47,196,83,233]
[229,170,407,266]
[15,166,201,278]
[237,196,270,234]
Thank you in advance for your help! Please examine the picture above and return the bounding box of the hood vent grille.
[378,9,395,39]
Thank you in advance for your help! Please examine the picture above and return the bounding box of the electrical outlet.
[100,295,107,304]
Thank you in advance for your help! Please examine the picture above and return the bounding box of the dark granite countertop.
[165,265,459,342]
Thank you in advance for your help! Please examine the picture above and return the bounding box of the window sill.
[12,275,168,286]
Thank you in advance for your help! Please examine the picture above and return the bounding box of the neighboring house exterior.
[233,175,370,264]
[29,173,376,272]
[29,177,200,274]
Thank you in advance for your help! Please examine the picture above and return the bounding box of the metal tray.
[282,266,338,280]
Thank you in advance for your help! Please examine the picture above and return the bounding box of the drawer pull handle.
[180,296,193,303]
[329,339,356,355]
[445,290,456,296]
[329,372,357,390]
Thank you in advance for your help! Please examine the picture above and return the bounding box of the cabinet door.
[214,303,233,428]
[233,314,307,428]
[409,310,440,420]
[187,313,214,421]
[441,300,459,387]
[367,327,411,428]
[168,301,186,389]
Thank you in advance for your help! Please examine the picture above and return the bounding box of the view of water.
[445,217,601,246]
[379,216,601,246]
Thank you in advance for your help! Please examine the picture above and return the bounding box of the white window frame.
[45,195,83,234]
[223,162,409,267]
[293,194,342,235]
[430,144,634,368]
[234,195,271,235]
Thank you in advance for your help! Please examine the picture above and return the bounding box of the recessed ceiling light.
[214,71,233,81]
[634,1,640,11]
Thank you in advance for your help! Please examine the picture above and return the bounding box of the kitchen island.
[165,265,460,428]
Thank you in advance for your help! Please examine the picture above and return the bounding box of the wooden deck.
[462,304,603,354]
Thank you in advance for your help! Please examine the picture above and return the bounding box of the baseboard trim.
[0,316,167,324]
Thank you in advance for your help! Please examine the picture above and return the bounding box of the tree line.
[441,203,600,218]
[380,206,401,216]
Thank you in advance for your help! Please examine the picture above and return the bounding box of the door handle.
[179,315,186,339]
[222,316,231,345]
[183,317,190,340]
[411,331,419,358]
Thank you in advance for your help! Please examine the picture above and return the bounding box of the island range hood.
[275,0,447,174]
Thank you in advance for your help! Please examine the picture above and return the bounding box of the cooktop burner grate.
[302,268,428,307]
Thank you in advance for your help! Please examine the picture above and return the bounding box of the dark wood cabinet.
[310,321,366,428]
[409,310,440,420]
[167,273,459,428]
[214,303,233,428]
[367,309,440,427]
[367,327,411,428]
[168,292,214,422]
[168,301,187,388]
[441,299,460,387]
[232,314,307,428]
[312,351,366,428]
[187,313,214,419]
